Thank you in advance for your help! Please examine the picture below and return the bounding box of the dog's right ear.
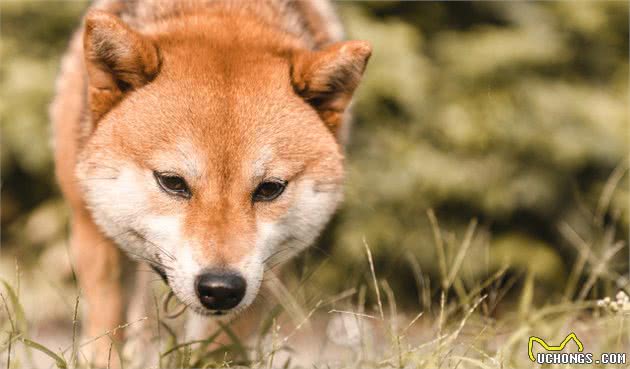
[83,11,160,122]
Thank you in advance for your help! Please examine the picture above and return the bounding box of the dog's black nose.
[195,271,246,310]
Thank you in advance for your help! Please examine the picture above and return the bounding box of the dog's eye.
[154,172,191,199]
[253,179,287,202]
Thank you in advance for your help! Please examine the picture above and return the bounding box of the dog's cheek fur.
[263,179,343,261]
[77,160,181,262]
[78,159,206,312]
[255,178,344,278]
[77,162,147,240]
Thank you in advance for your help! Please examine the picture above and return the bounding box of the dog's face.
[76,11,370,317]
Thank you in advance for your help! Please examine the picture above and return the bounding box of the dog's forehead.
[158,37,292,93]
[103,39,339,180]
[140,47,305,134]
[120,92,317,181]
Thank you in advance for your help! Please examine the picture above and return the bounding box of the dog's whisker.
[264,251,305,268]
[263,247,297,264]
[263,250,298,269]
[128,229,176,261]
[125,249,172,270]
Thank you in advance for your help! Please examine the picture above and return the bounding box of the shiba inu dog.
[51,0,370,366]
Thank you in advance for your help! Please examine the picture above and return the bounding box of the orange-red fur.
[52,1,370,367]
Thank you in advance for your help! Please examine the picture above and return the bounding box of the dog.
[51,0,370,366]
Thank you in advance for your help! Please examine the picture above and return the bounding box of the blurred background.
[1,1,628,324]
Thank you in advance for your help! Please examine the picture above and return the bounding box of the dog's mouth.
[151,264,169,284]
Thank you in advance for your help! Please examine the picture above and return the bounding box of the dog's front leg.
[71,210,124,368]
[123,263,163,368]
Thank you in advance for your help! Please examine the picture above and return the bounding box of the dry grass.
[1,185,628,369]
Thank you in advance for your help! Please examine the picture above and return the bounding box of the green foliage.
[1,1,86,258]
[311,2,628,302]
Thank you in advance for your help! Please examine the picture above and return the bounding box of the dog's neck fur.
[91,0,344,50]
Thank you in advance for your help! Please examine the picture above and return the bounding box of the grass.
[1,183,628,369]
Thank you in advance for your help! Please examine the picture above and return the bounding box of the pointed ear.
[291,40,371,136]
[83,10,160,122]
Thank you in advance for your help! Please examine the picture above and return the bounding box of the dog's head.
[76,11,370,317]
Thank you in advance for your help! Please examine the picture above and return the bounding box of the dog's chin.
[187,302,249,321]
[192,306,237,318]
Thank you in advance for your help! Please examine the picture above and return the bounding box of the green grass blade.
[161,328,221,359]
[218,321,249,362]
[0,280,27,333]
[20,338,67,369]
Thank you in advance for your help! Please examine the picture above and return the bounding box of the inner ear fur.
[291,40,372,136]
[83,10,160,122]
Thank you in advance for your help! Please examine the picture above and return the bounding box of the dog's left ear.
[291,41,372,138]
[83,10,160,123]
